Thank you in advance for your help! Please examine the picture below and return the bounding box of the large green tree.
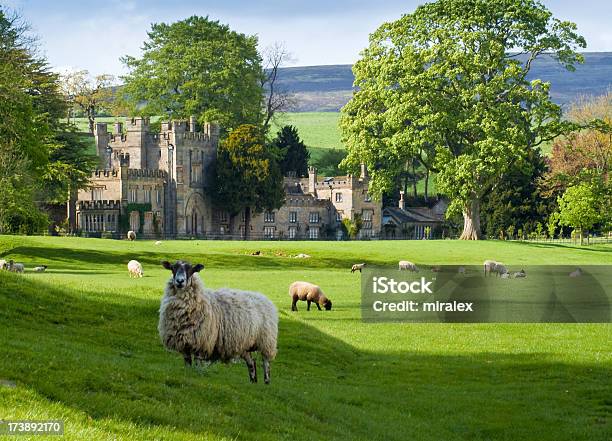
[340,0,585,239]
[274,125,310,177]
[121,16,264,131]
[0,7,95,233]
[211,124,284,239]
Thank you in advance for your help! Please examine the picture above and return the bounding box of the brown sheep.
[289,281,332,311]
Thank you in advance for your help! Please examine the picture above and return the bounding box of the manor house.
[73,117,381,239]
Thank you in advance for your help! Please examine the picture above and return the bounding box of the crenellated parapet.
[77,200,122,211]
[93,169,120,178]
[127,168,168,179]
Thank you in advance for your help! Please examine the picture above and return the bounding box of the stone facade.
[75,116,382,239]
[75,117,218,237]
[211,166,382,240]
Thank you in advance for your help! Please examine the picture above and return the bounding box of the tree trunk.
[424,170,429,201]
[244,206,251,240]
[411,162,417,198]
[228,214,236,238]
[459,197,482,240]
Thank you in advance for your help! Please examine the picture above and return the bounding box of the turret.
[308,166,317,195]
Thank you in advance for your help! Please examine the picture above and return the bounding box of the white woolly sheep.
[127,230,136,241]
[33,265,48,272]
[154,240,162,245]
[127,260,143,278]
[159,260,278,384]
[289,281,332,311]
[8,260,24,273]
[513,269,526,278]
[483,260,497,277]
[569,268,582,278]
[294,253,311,259]
[0,259,7,270]
[399,260,418,272]
[351,263,366,273]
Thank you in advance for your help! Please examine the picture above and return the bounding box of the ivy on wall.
[119,203,152,233]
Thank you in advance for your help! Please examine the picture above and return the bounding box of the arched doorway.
[185,192,206,237]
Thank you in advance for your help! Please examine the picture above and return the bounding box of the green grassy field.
[0,236,610,440]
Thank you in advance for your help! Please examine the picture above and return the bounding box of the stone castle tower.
[75,116,219,237]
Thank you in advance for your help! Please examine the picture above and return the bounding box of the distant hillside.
[278,53,612,112]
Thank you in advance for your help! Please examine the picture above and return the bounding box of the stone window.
[362,209,373,230]
[264,211,275,223]
[218,210,228,223]
[156,189,161,205]
[129,188,138,203]
[92,187,104,201]
[288,226,297,239]
[309,212,320,223]
[364,191,372,202]
[289,211,297,223]
[309,226,319,239]
[264,226,275,238]
[144,189,152,203]
[336,211,343,222]
[335,192,343,203]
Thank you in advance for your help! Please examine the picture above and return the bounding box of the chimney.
[359,163,367,181]
[114,122,123,134]
[189,115,197,133]
[399,191,405,210]
[308,166,317,195]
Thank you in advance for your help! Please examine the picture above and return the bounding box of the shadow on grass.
[512,241,612,253]
[0,272,610,441]
[2,246,375,271]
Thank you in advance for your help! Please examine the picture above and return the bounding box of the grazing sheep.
[494,263,508,277]
[127,230,136,241]
[483,260,497,277]
[430,265,441,273]
[569,268,582,278]
[398,260,418,272]
[251,250,261,256]
[500,272,511,279]
[127,260,143,278]
[8,260,24,273]
[294,253,311,259]
[351,263,366,273]
[289,281,332,311]
[33,265,48,272]
[154,241,162,246]
[159,260,278,384]
[0,259,7,270]
[513,269,526,278]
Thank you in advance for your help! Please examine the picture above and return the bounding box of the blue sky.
[4,0,612,76]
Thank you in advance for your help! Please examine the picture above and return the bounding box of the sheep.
[483,260,497,277]
[33,265,48,272]
[159,260,278,384]
[127,260,143,278]
[500,272,511,279]
[294,253,311,259]
[127,230,136,241]
[289,281,332,311]
[154,240,162,246]
[351,263,366,273]
[398,260,418,272]
[569,268,582,278]
[513,269,526,278]
[494,263,508,277]
[8,260,24,273]
[430,265,441,273]
[0,259,7,270]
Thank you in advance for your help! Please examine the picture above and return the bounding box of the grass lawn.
[0,236,610,440]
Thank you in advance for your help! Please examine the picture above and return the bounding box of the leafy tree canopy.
[121,16,264,132]
[340,0,585,239]
[211,124,284,238]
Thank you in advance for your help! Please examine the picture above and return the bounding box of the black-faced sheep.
[33,265,48,272]
[289,281,332,311]
[127,230,136,241]
[8,260,24,273]
[351,263,366,273]
[159,260,278,384]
